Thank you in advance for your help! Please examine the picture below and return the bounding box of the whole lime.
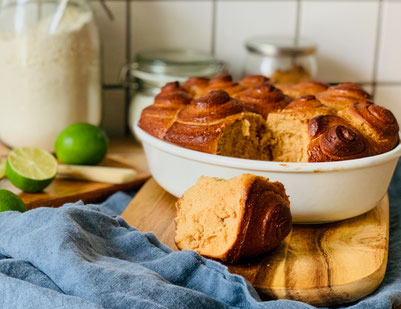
[0,189,27,213]
[55,123,108,165]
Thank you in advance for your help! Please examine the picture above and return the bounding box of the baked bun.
[316,82,373,111]
[202,74,246,97]
[266,95,334,162]
[275,81,328,99]
[138,82,191,139]
[233,83,291,119]
[139,75,399,163]
[307,115,373,162]
[175,174,292,263]
[238,75,270,88]
[164,90,270,159]
[338,102,399,153]
[183,77,209,98]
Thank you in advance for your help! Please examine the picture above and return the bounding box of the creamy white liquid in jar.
[0,7,101,151]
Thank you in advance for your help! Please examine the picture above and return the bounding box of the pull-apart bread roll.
[139,75,399,162]
[202,74,246,97]
[233,82,291,119]
[267,95,334,162]
[316,82,372,111]
[183,77,209,99]
[238,75,270,88]
[307,115,374,162]
[338,102,399,154]
[175,174,292,263]
[164,90,271,160]
[138,82,191,139]
[275,81,328,99]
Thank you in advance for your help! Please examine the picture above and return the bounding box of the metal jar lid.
[121,49,224,90]
[246,36,316,57]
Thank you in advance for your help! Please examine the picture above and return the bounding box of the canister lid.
[246,36,316,57]
[135,49,223,81]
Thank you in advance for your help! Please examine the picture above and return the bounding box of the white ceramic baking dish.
[135,125,401,223]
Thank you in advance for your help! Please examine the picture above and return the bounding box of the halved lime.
[0,159,5,179]
[0,189,26,213]
[6,147,58,193]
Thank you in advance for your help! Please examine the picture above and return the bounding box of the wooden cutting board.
[0,138,150,209]
[122,178,389,307]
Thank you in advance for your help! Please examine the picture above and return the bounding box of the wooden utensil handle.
[58,165,137,184]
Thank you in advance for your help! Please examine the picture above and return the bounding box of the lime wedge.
[0,189,26,213]
[6,147,58,193]
[0,159,5,179]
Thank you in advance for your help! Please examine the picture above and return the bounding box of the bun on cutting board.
[139,75,399,162]
[174,174,292,263]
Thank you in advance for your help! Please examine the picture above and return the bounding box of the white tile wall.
[375,86,401,123]
[299,0,379,83]
[92,2,126,85]
[130,1,213,57]
[377,1,401,83]
[92,0,401,135]
[215,1,297,79]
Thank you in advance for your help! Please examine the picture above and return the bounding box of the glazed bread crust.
[164,90,270,159]
[307,115,373,162]
[275,81,328,99]
[139,75,399,162]
[316,82,373,111]
[338,102,399,153]
[233,82,291,119]
[138,82,191,139]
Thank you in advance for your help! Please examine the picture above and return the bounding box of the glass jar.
[124,49,224,139]
[244,36,317,84]
[0,0,101,151]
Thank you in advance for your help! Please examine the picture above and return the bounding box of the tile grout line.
[294,0,301,44]
[124,0,132,135]
[372,0,383,98]
[211,0,217,56]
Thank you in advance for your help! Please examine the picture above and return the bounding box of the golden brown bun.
[307,115,373,162]
[164,90,270,159]
[275,81,328,99]
[266,95,335,162]
[233,83,291,119]
[338,102,399,153]
[238,75,270,87]
[175,174,292,263]
[202,74,246,97]
[183,77,209,98]
[139,75,399,163]
[316,82,373,111]
[138,82,191,139]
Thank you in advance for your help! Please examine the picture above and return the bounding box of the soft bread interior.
[217,113,270,160]
[175,175,253,259]
[267,108,332,162]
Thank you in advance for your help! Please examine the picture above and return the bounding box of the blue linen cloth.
[0,163,401,309]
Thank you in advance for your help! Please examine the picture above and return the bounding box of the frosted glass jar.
[245,36,317,84]
[0,0,101,151]
[125,49,224,140]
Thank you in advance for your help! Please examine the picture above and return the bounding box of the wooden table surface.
[0,137,151,208]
